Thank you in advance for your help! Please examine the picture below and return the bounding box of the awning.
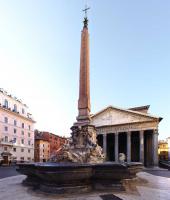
[1,152,12,156]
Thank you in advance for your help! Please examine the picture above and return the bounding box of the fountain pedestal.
[56,125,105,164]
[17,162,143,194]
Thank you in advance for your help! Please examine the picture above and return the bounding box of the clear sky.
[0,0,170,139]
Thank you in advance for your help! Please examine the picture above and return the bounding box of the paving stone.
[0,172,170,200]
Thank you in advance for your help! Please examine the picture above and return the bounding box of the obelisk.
[76,14,91,126]
[57,7,104,163]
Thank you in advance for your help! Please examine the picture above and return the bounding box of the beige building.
[0,89,35,165]
[158,137,170,161]
[34,139,50,162]
[34,130,67,162]
[158,140,168,160]
[91,105,162,167]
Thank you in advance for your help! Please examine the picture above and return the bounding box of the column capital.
[153,129,159,135]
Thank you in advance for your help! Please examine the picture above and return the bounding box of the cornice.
[95,119,159,129]
[0,106,36,123]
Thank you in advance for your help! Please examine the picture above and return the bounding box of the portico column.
[140,130,144,164]
[127,131,131,163]
[115,132,119,162]
[152,129,158,166]
[103,134,107,158]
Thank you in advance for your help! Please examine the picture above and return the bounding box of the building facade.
[0,89,35,165]
[34,132,50,162]
[34,130,67,161]
[158,140,168,160]
[91,105,162,167]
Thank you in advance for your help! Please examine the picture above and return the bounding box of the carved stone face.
[63,151,68,159]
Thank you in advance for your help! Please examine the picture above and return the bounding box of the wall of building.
[42,132,67,157]
[34,139,50,162]
[34,131,67,161]
[158,140,169,160]
[0,90,35,163]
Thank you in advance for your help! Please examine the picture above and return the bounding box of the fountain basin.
[17,162,143,193]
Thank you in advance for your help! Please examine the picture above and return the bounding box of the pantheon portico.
[91,105,162,167]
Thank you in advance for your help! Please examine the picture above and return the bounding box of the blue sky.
[0,0,170,139]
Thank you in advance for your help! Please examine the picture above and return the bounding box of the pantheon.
[91,105,162,167]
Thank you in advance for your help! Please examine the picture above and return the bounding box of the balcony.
[0,138,15,146]
[0,104,35,122]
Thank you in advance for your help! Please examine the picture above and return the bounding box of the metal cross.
[82,4,90,18]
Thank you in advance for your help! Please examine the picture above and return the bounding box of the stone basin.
[17,162,143,193]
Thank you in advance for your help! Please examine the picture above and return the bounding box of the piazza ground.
[0,168,170,200]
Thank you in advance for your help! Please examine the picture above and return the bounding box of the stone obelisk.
[75,16,91,126]
[57,9,104,163]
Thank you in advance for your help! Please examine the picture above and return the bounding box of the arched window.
[14,104,17,112]
[4,99,8,108]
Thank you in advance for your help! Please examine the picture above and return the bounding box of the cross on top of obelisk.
[82,4,90,28]
[82,4,90,18]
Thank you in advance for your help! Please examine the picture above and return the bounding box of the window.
[21,139,24,144]
[28,125,31,130]
[4,117,8,123]
[4,126,8,131]
[21,130,24,135]
[4,146,8,151]
[13,148,16,152]
[13,138,16,143]
[27,157,31,161]
[28,149,30,153]
[14,120,17,126]
[5,136,8,142]
[4,99,8,108]
[22,108,25,114]
[21,149,24,152]
[20,157,24,160]
[28,132,30,137]
[14,128,17,134]
[13,104,17,112]
[22,123,24,129]
[28,141,31,146]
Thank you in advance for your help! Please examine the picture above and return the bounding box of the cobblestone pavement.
[0,172,170,200]
[144,169,170,178]
[0,166,19,179]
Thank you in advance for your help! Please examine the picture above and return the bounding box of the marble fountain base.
[17,162,143,194]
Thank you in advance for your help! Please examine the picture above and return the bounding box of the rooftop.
[0,88,28,108]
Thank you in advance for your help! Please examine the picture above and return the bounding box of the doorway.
[118,132,127,161]
[3,156,8,165]
[131,131,140,162]
[106,133,115,161]
[144,130,153,167]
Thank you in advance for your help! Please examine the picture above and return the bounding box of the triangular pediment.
[91,106,158,127]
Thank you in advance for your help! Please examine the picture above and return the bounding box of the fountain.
[17,8,143,194]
